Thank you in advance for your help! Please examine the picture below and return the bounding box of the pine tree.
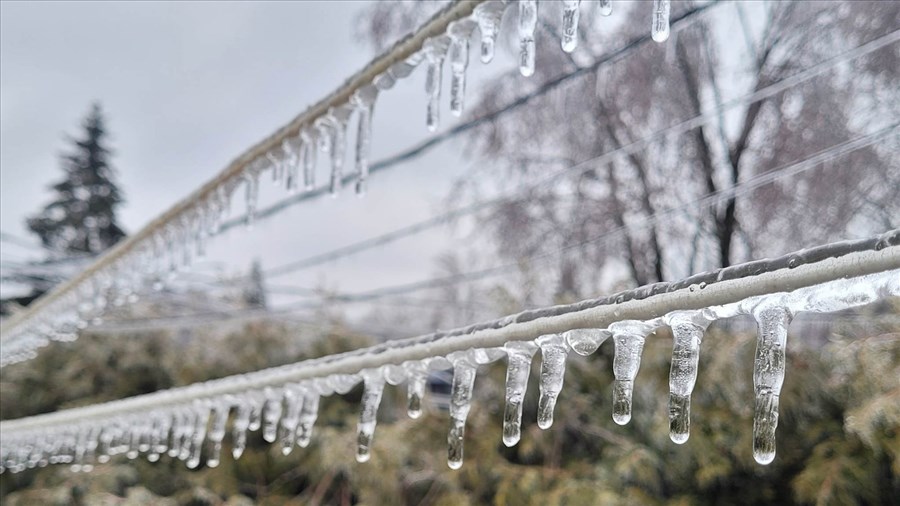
[26,103,126,255]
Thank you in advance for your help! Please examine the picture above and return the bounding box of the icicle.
[351,86,378,196]
[651,0,671,42]
[564,328,611,356]
[599,0,612,16]
[326,106,352,196]
[502,341,538,447]
[536,334,568,429]
[244,166,260,229]
[296,390,320,448]
[279,388,303,456]
[424,37,450,132]
[610,321,654,425]
[206,402,230,468]
[356,374,386,463]
[447,357,477,470]
[664,311,711,444]
[561,0,581,53]
[474,1,506,64]
[266,151,284,186]
[248,394,264,432]
[448,20,476,117]
[262,389,283,443]
[405,361,428,419]
[232,401,251,459]
[299,128,317,191]
[186,403,210,469]
[752,305,792,465]
[282,139,300,193]
[518,0,538,77]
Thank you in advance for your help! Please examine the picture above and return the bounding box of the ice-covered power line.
[0,0,689,353]
[1,234,897,474]
[219,1,725,240]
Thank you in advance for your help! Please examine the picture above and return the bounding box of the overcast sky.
[0,1,517,310]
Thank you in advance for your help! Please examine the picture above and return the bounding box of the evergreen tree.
[26,103,126,255]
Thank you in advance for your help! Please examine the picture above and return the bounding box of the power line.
[262,27,900,279]
[2,235,896,432]
[219,2,725,239]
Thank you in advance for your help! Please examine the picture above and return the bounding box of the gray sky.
[0,1,507,306]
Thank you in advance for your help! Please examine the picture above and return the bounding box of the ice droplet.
[664,312,710,444]
[518,0,538,76]
[502,341,538,447]
[447,357,477,469]
[356,375,385,463]
[474,1,506,64]
[424,37,451,132]
[448,20,476,117]
[599,0,612,17]
[651,0,671,42]
[536,334,568,429]
[561,0,581,53]
[564,328,611,356]
[752,306,792,465]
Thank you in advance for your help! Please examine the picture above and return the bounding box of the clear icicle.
[232,401,251,459]
[279,388,303,456]
[248,395,264,432]
[752,305,792,465]
[296,390,320,448]
[474,1,506,64]
[561,0,581,53]
[300,128,317,191]
[599,0,612,17]
[564,328,611,356]
[327,106,353,196]
[536,334,568,429]
[356,375,385,463]
[282,139,299,193]
[610,322,652,425]
[206,402,229,468]
[448,20,476,117]
[664,312,711,444]
[424,37,450,132]
[262,390,283,443]
[351,86,377,196]
[406,361,429,419]
[266,151,283,186]
[518,0,538,77]
[502,341,538,447]
[447,358,477,470]
[651,0,671,42]
[244,168,260,229]
[186,404,210,469]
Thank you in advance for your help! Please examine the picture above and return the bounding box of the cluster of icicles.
[0,0,673,367]
[2,269,896,474]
